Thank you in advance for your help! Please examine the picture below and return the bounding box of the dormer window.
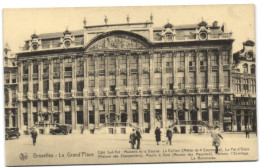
[165,33,173,42]
[243,63,248,73]
[246,51,254,60]
[199,32,207,40]
[64,40,71,48]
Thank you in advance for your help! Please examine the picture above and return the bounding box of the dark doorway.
[180,127,186,133]
[237,116,241,131]
[121,113,127,123]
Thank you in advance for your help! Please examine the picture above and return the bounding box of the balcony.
[154,67,162,73]
[166,67,172,73]
[32,94,37,99]
[42,73,49,79]
[65,106,71,112]
[22,95,27,100]
[213,102,219,108]
[23,74,28,80]
[223,65,230,70]
[99,105,105,110]
[76,71,84,77]
[53,106,59,111]
[99,70,105,76]
[108,91,116,96]
[201,102,207,108]
[64,93,72,98]
[42,94,48,99]
[53,93,59,98]
[53,72,60,78]
[131,69,138,74]
[200,66,207,71]
[189,66,195,71]
[32,73,38,79]
[119,91,128,96]
[76,105,83,111]
[88,92,95,96]
[64,71,72,77]
[76,92,83,97]
[212,66,219,71]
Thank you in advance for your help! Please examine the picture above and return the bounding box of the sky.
[3,4,255,53]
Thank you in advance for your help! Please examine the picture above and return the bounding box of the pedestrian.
[135,129,142,149]
[129,129,136,149]
[155,127,161,145]
[81,125,84,134]
[211,126,223,154]
[166,126,173,145]
[30,127,38,146]
[245,128,250,138]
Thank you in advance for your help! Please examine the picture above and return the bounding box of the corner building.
[16,18,234,134]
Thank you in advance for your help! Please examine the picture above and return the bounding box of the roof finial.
[83,17,87,26]
[150,13,153,22]
[104,15,108,25]
[126,14,130,23]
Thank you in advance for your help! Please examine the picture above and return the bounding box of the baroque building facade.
[4,43,18,128]
[232,40,256,132]
[14,16,236,134]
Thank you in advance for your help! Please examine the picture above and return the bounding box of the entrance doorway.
[236,116,241,131]
[180,126,186,133]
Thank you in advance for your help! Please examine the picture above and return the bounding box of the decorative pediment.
[87,35,147,51]
[85,31,151,52]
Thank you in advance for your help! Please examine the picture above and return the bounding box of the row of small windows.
[242,64,255,74]
[234,79,256,93]
[21,51,230,77]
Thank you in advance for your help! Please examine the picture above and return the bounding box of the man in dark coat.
[30,127,38,146]
[129,129,136,149]
[155,127,161,145]
[166,126,173,145]
[135,129,142,149]
[245,128,250,138]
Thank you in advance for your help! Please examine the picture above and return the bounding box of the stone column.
[219,95,224,130]
[83,55,88,130]
[116,98,120,123]
[161,52,166,89]
[184,51,189,90]
[38,61,43,98]
[94,98,99,128]
[9,111,13,128]
[48,58,54,124]
[115,53,120,94]
[138,97,143,129]
[219,50,224,92]
[207,50,212,91]
[195,51,201,92]
[127,98,132,124]
[17,61,23,131]
[150,97,155,132]
[173,52,178,90]
[105,98,109,124]
[59,100,64,124]
[71,99,76,131]
[59,57,65,124]
[208,95,213,126]
[83,98,88,131]
[241,110,245,131]
[105,54,109,90]
[232,110,237,131]
[162,97,167,128]
[184,96,189,134]
[149,52,154,91]
[126,52,131,89]
[196,95,201,121]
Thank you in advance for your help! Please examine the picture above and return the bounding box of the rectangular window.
[223,71,230,88]
[109,55,116,70]
[143,73,150,87]
[131,74,138,88]
[202,110,209,121]
[142,54,150,69]
[23,84,28,95]
[33,113,38,124]
[23,102,27,108]
[223,51,230,65]
[77,81,84,92]
[166,77,173,90]
[43,101,48,108]
[119,54,127,69]
[243,79,249,93]
[33,61,38,73]
[53,82,60,93]
[154,53,162,68]
[177,52,185,67]
[33,84,38,94]
[132,111,138,123]
[89,111,94,124]
[99,76,105,88]
[212,71,219,88]
[199,51,207,66]
[23,62,29,74]
[97,55,105,70]
[130,54,138,70]
[76,57,84,76]
[119,75,127,87]
[189,72,196,89]
[43,80,49,94]
[189,52,196,67]
[144,110,150,122]
[88,56,95,71]
[65,82,72,93]
[100,114,105,123]
[65,112,72,124]
[53,58,60,78]
[211,51,219,66]
[154,74,162,88]
[165,53,173,72]
[88,76,95,88]
[77,111,83,124]
[213,111,219,121]
[43,60,49,78]
[200,72,207,89]
[178,72,185,89]
[23,113,28,125]
[77,99,83,106]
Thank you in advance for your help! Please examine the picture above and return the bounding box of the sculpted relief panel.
[87,35,148,51]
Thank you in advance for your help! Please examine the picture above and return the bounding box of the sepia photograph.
[1,2,258,167]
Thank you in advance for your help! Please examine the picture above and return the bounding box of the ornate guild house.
[5,15,256,134]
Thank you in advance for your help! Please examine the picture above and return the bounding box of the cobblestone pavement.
[5,133,258,166]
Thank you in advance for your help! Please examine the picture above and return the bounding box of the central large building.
[15,16,234,134]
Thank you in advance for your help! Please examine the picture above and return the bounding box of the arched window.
[250,64,255,74]
[243,63,248,73]
[4,88,9,104]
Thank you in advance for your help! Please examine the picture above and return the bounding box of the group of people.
[129,129,142,149]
